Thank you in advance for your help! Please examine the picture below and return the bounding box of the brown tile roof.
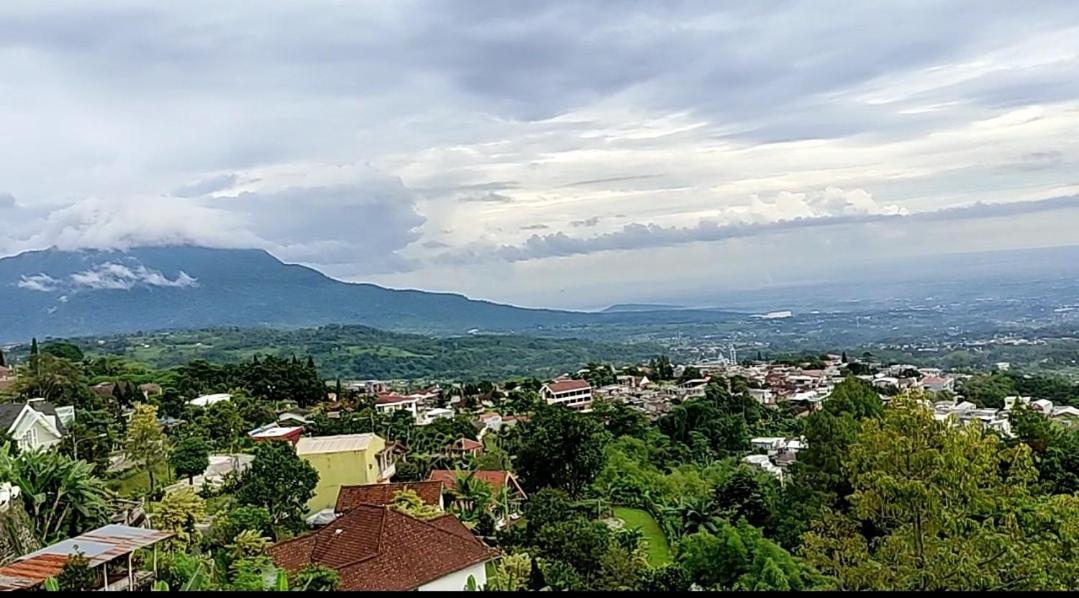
[449,437,483,452]
[428,470,527,499]
[335,482,443,512]
[268,505,495,591]
[544,379,591,394]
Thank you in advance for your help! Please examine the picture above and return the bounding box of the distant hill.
[602,303,686,313]
[0,246,590,341]
[51,325,666,380]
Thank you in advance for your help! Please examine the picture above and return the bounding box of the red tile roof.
[428,470,526,499]
[449,437,483,452]
[335,482,444,512]
[376,392,417,405]
[544,379,591,394]
[268,505,495,591]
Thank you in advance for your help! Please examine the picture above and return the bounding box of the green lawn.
[108,463,174,498]
[613,506,672,566]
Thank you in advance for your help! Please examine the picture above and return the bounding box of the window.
[20,428,37,450]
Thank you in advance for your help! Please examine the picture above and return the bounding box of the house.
[446,437,483,459]
[748,388,775,406]
[1050,406,1079,428]
[1003,395,1032,411]
[296,434,397,513]
[0,398,74,452]
[165,453,253,493]
[248,423,304,444]
[138,383,163,398]
[187,393,231,408]
[0,366,14,393]
[743,454,783,481]
[364,380,388,395]
[374,392,419,417]
[421,407,455,426]
[921,375,955,393]
[750,437,786,453]
[336,481,445,513]
[540,379,593,411]
[0,524,172,591]
[90,382,116,398]
[268,502,496,591]
[427,470,527,526]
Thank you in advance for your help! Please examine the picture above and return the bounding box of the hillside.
[0,245,757,343]
[0,246,588,341]
[61,325,666,380]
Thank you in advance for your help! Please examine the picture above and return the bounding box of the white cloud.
[16,273,61,292]
[69,263,198,290]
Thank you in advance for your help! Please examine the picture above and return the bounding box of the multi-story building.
[540,379,593,411]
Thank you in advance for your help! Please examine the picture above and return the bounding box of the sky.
[2,1,1079,309]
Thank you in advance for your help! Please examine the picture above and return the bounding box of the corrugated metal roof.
[0,525,172,591]
[296,433,378,455]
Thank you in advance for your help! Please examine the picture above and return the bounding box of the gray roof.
[0,400,68,435]
[0,403,24,432]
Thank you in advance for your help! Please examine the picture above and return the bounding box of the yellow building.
[295,433,396,513]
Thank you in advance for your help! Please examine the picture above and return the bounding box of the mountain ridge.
[0,245,587,341]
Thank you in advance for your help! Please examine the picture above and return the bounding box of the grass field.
[613,506,672,566]
[107,462,174,498]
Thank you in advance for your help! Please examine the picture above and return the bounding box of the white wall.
[10,408,62,452]
[417,561,489,592]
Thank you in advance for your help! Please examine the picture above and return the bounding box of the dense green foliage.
[72,326,663,381]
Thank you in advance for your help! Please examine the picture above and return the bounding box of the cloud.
[520,224,549,231]
[457,192,514,203]
[171,173,240,197]
[0,193,15,209]
[571,216,601,227]
[562,174,662,188]
[437,192,1079,264]
[69,262,199,290]
[16,273,61,292]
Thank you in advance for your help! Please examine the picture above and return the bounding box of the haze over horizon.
[3,2,1079,309]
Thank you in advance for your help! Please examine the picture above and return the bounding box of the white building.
[541,379,593,411]
[188,393,231,408]
[0,399,74,453]
[374,393,419,416]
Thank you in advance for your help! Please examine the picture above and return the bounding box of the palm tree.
[450,469,493,525]
[661,495,721,537]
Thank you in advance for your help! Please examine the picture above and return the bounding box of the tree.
[514,405,609,497]
[0,347,6,367]
[487,552,531,591]
[13,353,89,406]
[125,403,170,493]
[59,408,116,475]
[56,552,97,591]
[678,521,816,591]
[0,442,112,543]
[390,489,442,520]
[208,505,274,546]
[170,436,210,485]
[234,441,319,530]
[803,394,1079,591]
[41,342,84,362]
[151,487,206,549]
[292,565,340,591]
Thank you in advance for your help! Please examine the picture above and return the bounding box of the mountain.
[0,246,589,341]
[602,303,686,313]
